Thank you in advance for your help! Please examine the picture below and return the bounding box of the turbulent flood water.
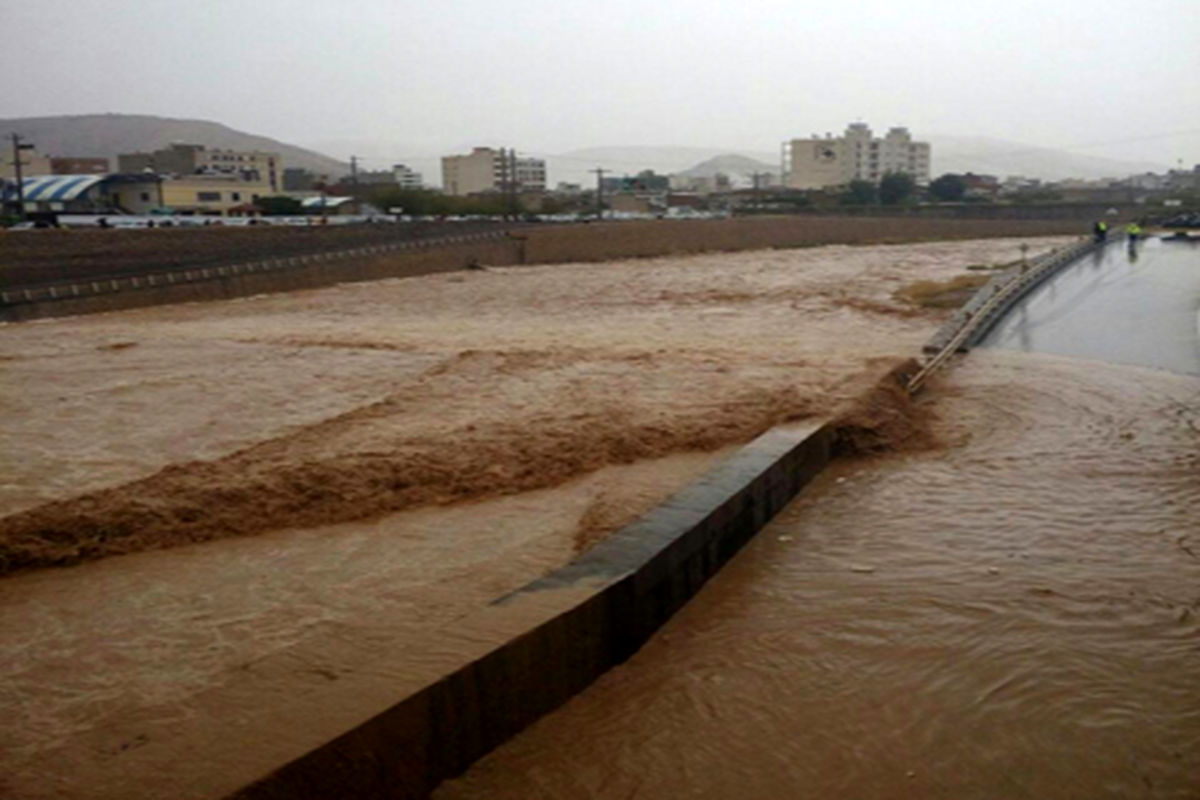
[1,239,1076,797]
[438,349,1200,799]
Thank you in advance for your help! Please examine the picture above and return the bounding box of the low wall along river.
[0,216,1085,321]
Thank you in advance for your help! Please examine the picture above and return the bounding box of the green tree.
[841,179,877,205]
[255,195,303,216]
[928,173,967,202]
[879,172,916,205]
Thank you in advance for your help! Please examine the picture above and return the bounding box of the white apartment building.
[392,163,423,189]
[514,157,546,193]
[441,147,546,196]
[784,123,930,190]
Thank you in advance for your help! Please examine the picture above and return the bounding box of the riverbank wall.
[1,216,1083,322]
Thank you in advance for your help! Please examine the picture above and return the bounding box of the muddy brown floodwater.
[0,238,1072,797]
[438,349,1200,800]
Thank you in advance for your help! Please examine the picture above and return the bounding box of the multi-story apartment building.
[784,123,930,190]
[393,163,424,189]
[441,147,546,196]
[513,157,546,193]
[118,143,281,192]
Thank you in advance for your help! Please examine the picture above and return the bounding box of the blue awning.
[3,175,105,202]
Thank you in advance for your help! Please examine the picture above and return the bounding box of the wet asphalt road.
[981,236,1200,375]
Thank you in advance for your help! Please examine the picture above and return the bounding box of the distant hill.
[677,154,776,179]
[551,146,777,187]
[930,135,1165,181]
[0,114,349,178]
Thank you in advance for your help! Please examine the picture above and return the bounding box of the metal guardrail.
[906,236,1110,393]
[0,231,511,307]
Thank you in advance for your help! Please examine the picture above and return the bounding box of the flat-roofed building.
[50,157,110,175]
[159,175,274,216]
[784,123,930,190]
[1,150,51,180]
[119,143,282,192]
[441,147,545,196]
[393,164,423,189]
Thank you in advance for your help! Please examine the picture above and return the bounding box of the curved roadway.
[981,237,1200,375]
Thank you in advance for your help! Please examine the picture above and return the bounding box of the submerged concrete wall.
[72,401,857,799]
[226,421,837,800]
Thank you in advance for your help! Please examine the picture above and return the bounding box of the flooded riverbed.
[438,349,1200,800]
[0,239,1072,797]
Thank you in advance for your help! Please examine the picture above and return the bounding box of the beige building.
[159,175,274,216]
[441,147,546,196]
[1,150,52,180]
[784,123,930,190]
[119,143,282,192]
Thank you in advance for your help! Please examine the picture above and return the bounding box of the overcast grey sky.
[4,0,1199,167]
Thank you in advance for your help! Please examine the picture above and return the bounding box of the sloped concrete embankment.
[1,216,1083,321]
[0,236,519,322]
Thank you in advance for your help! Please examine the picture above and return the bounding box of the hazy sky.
[4,0,1199,169]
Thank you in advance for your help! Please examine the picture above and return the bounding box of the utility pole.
[497,148,510,221]
[751,172,769,213]
[9,133,35,221]
[590,168,607,220]
[349,155,360,209]
[506,148,519,220]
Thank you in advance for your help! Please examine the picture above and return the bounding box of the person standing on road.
[1093,220,1108,242]
[1125,221,1143,243]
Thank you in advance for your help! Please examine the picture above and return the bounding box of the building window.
[197,191,221,201]
[140,192,151,201]
[231,192,241,201]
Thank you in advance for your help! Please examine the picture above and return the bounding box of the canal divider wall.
[223,415,842,800]
[1,216,1085,322]
[79,360,912,800]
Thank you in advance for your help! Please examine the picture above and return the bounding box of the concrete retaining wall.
[1,216,1085,322]
[0,238,519,321]
[521,216,1085,265]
